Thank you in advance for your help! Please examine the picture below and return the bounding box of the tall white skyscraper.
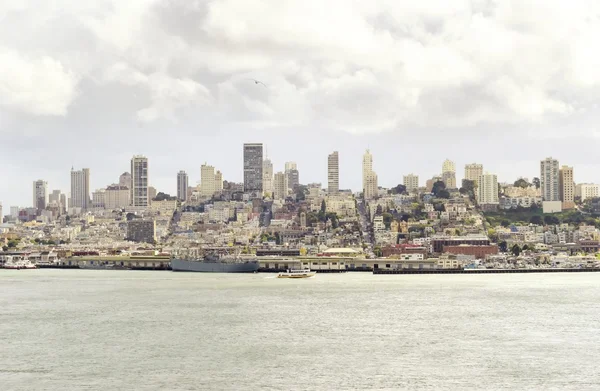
[403,174,419,192]
[464,163,483,186]
[177,171,188,202]
[327,151,339,193]
[33,180,48,212]
[70,167,90,210]
[130,155,149,207]
[215,171,223,193]
[262,159,273,197]
[284,162,297,172]
[477,173,499,205]
[362,149,378,199]
[201,164,216,198]
[540,157,559,201]
[442,159,456,174]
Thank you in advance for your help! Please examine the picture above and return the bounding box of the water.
[1,270,600,390]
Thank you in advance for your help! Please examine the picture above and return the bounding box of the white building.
[540,157,559,201]
[33,180,48,211]
[477,173,499,205]
[363,150,378,200]
[91,189,106,209]
[464,163,483,186]
[70,167,91,210]
[575,183,600,202]
[442,159,456,189]
[130,155,149,207]
[328,151,339,193]
[403,174,419,192]
[105,185,130,209]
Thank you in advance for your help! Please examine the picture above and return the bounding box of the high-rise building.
[130,155,149,207]
[119,172,131,189]
[177,171,188,202]
[273,172,286,200]
[285,162,297,172]
[33,180,48,212]
[262,159,273,197]
[284,162,299,192]
[441,159,457,189]
[327,151,339,193]
[243,143,263,193]
[10,206,20,218]
[201,164,217,198]
[49,190,66,214]
[92,189,106,209]
[0,203,3,222]
[148,186,157,202]
[559,166,574,209]
[540,157,559,201]
[403,174,419,192]
[477,173,499,205]
[215,171,223,193]
[442,159,456,174]
[105,185,130,209]
[362,149,378,199]
[464,163,483,186]
[70,167,91,210]
[575,183,600,202]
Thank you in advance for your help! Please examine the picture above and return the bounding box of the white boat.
[277,269,316,279]
[3,256,37,270]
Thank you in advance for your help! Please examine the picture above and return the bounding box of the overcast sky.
[2,0,600,208]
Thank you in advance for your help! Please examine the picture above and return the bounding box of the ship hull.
[170,259,260,273]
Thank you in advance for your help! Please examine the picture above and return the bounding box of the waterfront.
[2,271,600,390]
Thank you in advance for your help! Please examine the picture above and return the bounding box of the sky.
[2,0,600,208]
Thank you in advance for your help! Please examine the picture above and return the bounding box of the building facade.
[273,172,286,200]
[327,151,339,193]
[464,163,483,186]
[540,157,559,201]
[127,220,156,243]
[70,167,91,210]
[403,174,419,192]
[131,155,149,207]
[243,143,263,193]
[442,159,456,189]
[105,185,130,209]
[575,183,599,202]
[477,173,499,205]
[262,159,273,197]
[559,165,574,209]
[119,172,131,188]
[362,149,378,199]
[201,164,217,198]
[177,171,188,202]
[33,180,48,212]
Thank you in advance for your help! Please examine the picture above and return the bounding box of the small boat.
[277,269,316,279]
[2,256,37,270]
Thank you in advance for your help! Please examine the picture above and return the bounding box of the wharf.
[374,268,600,275]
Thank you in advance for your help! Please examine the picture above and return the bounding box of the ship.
[170,252,260,273]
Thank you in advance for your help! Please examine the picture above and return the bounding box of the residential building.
[363,149,378,199]
[70,167,91,210]
[273,172,286,200]
[49,190,66,214]
[10,206,19,218]
[403,174,419,192]
[201,164,217,198]
[284,162,297,172]
[119,172,131,188]
[105,185,130,209]
[243,143,263,193]
[91,189,106,209]
[33,180,48,212]
[540,157,559,201]
[177,171,188,202]
[464,163,483,187]
[263,159,273,197]
[575,183,600,202]
[215,171,223,193]
[442,159,456,189]
[327,151,339,193]
[477,173,499,206]
[442,159,455,174]
[127,220,156,243]
[286,163,299,192]
[130,155,149,207]
[559,166,574,209]
[148,186,157,201]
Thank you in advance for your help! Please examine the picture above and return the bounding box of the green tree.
[389,184,407,195]
[376,204,383,215]
[373,246,383,257]
[530,215,543,225]
[431,181,446,196]
[382,213,393,229]
[437,189,450,199]
[498,241,508,252]
[501,220,510,228]
[511,244,521,256]
[459,179,476,200]
[320,199,326,214]
[532,177,541,189]
[126,212,136,221]
[513,178,530,188]
[544,215,560,225]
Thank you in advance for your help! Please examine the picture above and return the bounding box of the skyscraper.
[262,159,273,197]
[559,165,574,209]
[442,159,457,189]
[215,171,223,193]
[273,172,286,200]
[464,163,483,186]
[285,162,299,192]
[201,164,216,197]
[477,173,499,205]
[362,149,378,199]
[130,155,149,207]
[442,159,456,174]
[540,157,559,201]
[32,180,47,212]
[243,143,263,193]
[327,151,339,193]
[177,171,188,202]
[70,167,91,210]
[403,174,419,192]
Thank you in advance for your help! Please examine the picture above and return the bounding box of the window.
[386,264,391,268]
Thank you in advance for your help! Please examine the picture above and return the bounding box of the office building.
[575,184,600,202]
[215,171,223,193]
[403,174,419,192]
[243,143,263,193]
[201,164,218,198]
[273,172,286,200]
[105,185,130,209]
[263,159,273,197]
[91,189,106,209]
[540,157,559,201]
[177,171,188,202]
[559,166,574,209]
[33,180,48,212]
[328,151,339,193]
[464,163,483,186]
[70,167,91,210]
[442,159,456,174]
[130,155,149,207]
[442,159,457,189]
[477,173,499,205]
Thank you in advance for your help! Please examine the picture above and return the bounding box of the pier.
[374,268,600,275]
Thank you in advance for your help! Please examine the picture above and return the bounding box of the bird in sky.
[247,78,267,87]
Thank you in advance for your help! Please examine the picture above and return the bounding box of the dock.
[374,268,600,275]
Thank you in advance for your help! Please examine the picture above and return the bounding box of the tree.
[530,202,539,212]
[530,215,543,225]
[382,213,393,229]
[532,177,541,189]
[126,212,136,221]
[499,241,508,252]
[389,184,407,195]
[433,202,445,212]
[460,179,476,199]
[373,246,383,257]
[376,205,383,214]
[320,199,326,214]
[274,232,281,245]
[500,220,510,228]
[153,192,177,201]
[513,178,530,188]
[437,189,450,199]
[431,181,446,196]
[511,244,521,256]
[544,215,560,225]
[400,214,410,222]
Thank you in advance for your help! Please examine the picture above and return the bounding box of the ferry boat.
[3,256,37,270]
[277,269,316,279]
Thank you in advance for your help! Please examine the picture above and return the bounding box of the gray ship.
[170,253,260,273]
